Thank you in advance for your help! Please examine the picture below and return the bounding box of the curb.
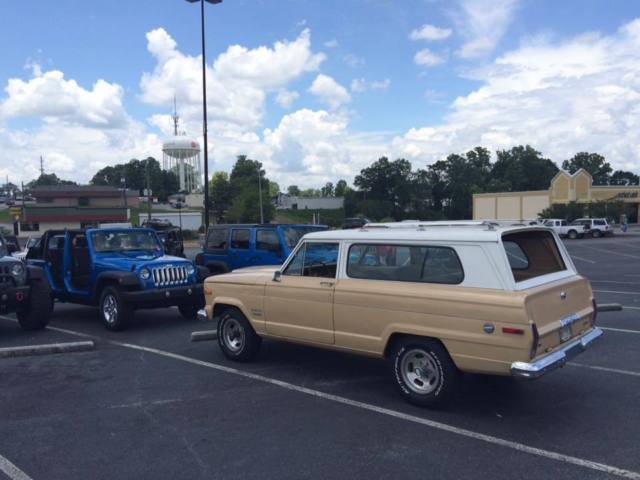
[0,340,95,359]
[191,330,218,342]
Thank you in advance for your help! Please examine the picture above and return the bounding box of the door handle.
[320,281,334,288]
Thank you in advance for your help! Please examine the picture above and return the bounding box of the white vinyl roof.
[304,225,548,243]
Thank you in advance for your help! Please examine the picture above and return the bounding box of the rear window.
[347,244,464,284]
[502,231,567,283]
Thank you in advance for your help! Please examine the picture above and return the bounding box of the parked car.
[542,219,588,239]
[0,233,51,330]
[199,225,602,408]
[3,235,21,255]
[26,228,207,331]
[141,218,184,257]
[195,224,328,275]
[571,218,612,238]
[12,236,40,261]
[342,217,371,229]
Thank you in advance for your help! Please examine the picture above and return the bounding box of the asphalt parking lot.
[1,233,640,479]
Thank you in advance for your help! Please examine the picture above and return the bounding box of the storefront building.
[473,169,640,222]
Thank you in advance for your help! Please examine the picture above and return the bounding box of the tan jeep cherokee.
[199,224,602,407]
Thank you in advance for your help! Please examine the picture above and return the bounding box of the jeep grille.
[151,265,189,286]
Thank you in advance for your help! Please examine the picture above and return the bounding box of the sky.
[0,0,639,189]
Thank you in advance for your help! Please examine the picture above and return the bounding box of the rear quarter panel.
[333,279,533,374]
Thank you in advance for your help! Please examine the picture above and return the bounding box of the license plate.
[560,324,572,343]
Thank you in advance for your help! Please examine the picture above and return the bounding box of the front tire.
[16,279,52,331]
[390,338,459,408]
[217,308,261,362]
[99,286,131,331]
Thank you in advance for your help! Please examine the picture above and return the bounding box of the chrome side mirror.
[273,270,282,282]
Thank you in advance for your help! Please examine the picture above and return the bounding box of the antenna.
[40,155,45,176]
[172,95,179,136]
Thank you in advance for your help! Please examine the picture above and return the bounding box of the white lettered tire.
[391,338,459,408]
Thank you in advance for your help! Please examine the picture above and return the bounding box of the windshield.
[282,226,326,249]
[92,231,162,253]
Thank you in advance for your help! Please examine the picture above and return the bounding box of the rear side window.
[347,244,464,284]
[502,231,567,283]
[256,230,280,252]
[594,219,605,226]
[230,229,251,249]
[206,228,228,251]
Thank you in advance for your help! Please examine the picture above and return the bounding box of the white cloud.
[414,48,445,66]
[342,54,365,68]
[0,70,127,128]
[140,28,325,133]
[351,78,391,93]
[308,74,351,109]
[410,24,452,41]
[454,0,520,58]
[324,39,339,48]
[393,18,640,173]
[275,89,299,109]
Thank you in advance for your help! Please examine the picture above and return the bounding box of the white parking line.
[601,327,640,335]
[570,255,596,264]
[591,280,640,285]
[36,323,640,480]
[569,363,640,378]
[594,290,640,295]
[576,245,640,260]
[0,453,33,480]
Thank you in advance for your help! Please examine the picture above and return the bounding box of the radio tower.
[39,156,45,176]
[172,96,179,136]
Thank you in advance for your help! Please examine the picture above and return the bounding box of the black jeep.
[141,219,185,257]
[0,233,52,330]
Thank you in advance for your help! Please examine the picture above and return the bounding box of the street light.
[186,0,222,232]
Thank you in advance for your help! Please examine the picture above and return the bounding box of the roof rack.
[362,220,531,231]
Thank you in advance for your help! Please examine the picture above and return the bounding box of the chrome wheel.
[400,348,440,394]
[102,294,118,325]
[222,317,245,353]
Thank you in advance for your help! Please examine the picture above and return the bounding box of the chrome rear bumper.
[511,327,603,379]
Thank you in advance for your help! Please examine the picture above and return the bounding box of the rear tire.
[217,308,261,362]
[390,337,460,408]
[16,279,52,331]
[178,304,199,320]
[592,229,602,238]
[99,286,131,331]
[567,230,578,240]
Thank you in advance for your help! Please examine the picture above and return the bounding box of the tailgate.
[525,276,596,357]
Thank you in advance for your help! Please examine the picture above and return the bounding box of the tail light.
[530,323,540,359]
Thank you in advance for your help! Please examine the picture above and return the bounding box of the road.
[1,234,639,479]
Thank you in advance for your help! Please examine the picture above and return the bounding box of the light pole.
[186,0,222,232]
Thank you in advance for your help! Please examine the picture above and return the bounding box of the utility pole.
[39,156,44,176]
[145,160,152,222]
[258,166,264,224]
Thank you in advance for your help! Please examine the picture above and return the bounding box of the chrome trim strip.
[511,327,603,379]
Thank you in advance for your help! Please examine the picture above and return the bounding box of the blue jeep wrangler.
[195,224,327,274]
[27,228,207,331]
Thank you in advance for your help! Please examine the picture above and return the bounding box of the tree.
[210,171,231,223]
[491,145,558,192]
[287,185,301,196]
[354,157,414,220]
[321,182,334,197]
[226,155,275,223]
[562,152,612,185]
[27,173,76,188]
[610,170,639,186]
[334,179,348,197]
[90,157,178,201]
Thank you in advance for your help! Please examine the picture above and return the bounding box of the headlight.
[186,264,195,275]
[140,268,151,280]
[11,263,25,277]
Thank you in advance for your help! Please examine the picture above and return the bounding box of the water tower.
[161,102,202,192]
